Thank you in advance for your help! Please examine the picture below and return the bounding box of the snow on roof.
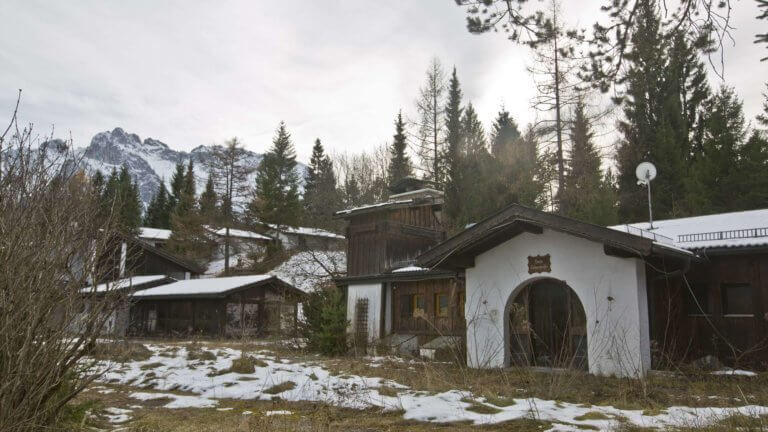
[269,251,346,292]
[139,227,172,241]
[391,266,428,273]
[335,199,413,216]
[132,275,279,298]
[82,275,171,293]
[205,226,272,241]
[266,224,345,240]
[610,208,768,250]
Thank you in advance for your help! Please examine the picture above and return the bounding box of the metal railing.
[677,227,768,243]
[614,225,675,245]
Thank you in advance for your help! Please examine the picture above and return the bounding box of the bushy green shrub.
[300,284,348,356]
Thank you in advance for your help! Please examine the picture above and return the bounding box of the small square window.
[435,293,449,317]
[722,283,753,316]
[685,283,710,315]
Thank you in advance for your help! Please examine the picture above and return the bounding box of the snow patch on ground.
[266,410,293,416]
[711,368,758,377]
[89,343,768,429]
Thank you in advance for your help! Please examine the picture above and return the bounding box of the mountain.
[62,127,306,209]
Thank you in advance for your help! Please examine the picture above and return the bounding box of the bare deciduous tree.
[0,98,126,431]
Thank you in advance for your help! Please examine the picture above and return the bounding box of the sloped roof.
[81,275,174,293]
[133,239,206,275]
[139,227,172,241]
[266,223,345,240]
[417,204,691,269]
[131,274,302,299]
[205,226,273,241]
[610,208,768,251]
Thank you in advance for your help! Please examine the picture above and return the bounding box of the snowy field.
[85,342,768,431]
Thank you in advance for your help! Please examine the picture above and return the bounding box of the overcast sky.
[0,0,765,163]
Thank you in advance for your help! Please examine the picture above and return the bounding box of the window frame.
[412,294,425,317]
[434,293,449,318]
[721,282,754,318]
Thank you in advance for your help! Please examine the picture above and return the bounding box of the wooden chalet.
[127,275,305,337]
[335,178,464,354]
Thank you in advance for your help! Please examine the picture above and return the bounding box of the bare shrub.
[0,97,126,431]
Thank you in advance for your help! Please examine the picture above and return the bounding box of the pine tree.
[758,84,768,129]
[685,87,746,213]
[560,100,618,225]
[415,58,447,184]
[491,108,521,158]
[387,111,412,185]
[493,126,544,210]
[198,174,218,223]
[462,103,487,156]
[456,103,494,227]
[303,138,341,230]
[173,159,196,218]
[251,122,303,226]
[91,170,105,197]
[443,67,465,226]
[112,165,142,236]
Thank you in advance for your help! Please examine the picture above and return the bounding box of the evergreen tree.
[560,100,618,225]
[303,138,341,230]
[443,67,465,227]
[758,84,768,129]
[736,130,768,210]
[387,111,412,185]
[103,165,142,236]
[456,103,495,227]
[685,87,746,213]
[173,159,196,218]
[251,122,303,226]
[198,174,218,223]
[462,103,487,156]
[91,170,105,197]
[491,108,521,158]
[493,126,544,210]
[143,182,171,229]
[169,162,186,210]
[615,2,707,221]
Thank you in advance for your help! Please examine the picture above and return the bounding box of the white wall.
[346,282,383,343]
[465,228,651,378]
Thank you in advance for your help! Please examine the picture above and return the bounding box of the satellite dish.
[635,161,657,184]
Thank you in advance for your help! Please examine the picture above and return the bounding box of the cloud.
[0,0,765,162]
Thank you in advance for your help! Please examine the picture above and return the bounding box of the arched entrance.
[507,279,588,369]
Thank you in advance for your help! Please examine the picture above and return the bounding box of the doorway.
[508,279,587,369]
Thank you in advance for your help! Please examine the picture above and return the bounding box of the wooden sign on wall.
[528,254,551,274]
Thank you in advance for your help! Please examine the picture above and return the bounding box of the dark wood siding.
[391,278,465,335]
[346,205,444,277]
[649,251,768,368]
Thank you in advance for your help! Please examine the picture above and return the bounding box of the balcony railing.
[677,227,768,243]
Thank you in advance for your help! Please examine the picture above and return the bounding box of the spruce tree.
[169,162,186,210]
[615,2,706,221]
[114,165,142,236]
[198,174,218,223]
[736,130,768,210]
[443,67,465,227]
[251,122,302,226]
[143,182,171,229]
[173,159,196,218]
[685,87,746,213]
[560,100,618,225]
[491,108,521,158]
[758,84,768,129]
[462,103,487,156]
[458,103,495,227]
[303,138,341,230]
[387,111,412,185]
[91,170,105,197]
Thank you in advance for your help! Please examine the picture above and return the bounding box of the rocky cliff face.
[69,127,304,208]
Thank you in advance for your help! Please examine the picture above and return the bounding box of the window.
[435,293,449,317]
[685,283,710,315]
[413,294,425,317]
[722,283,753,316]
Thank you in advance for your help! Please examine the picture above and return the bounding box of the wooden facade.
[345,202,444,277]
[391,278,465,335]
[128,282,303,338]
[648,250,768,367]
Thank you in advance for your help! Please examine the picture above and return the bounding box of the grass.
[90,342,152,363]
[186,346,216,362]
[212,355,268,375]
[263,381,297,395]
[377,386,400,397]
[573,411,612,421]
[140,362,165,371]
[484,394,516,407]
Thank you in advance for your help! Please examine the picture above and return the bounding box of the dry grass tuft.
[91,342,153,363]
[264,381,297,395]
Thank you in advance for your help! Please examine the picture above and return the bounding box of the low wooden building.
[127,275,304,337]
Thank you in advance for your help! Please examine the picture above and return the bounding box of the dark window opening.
[685,283,710,315]
[435,293,449,317]
[722,283,753,316]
